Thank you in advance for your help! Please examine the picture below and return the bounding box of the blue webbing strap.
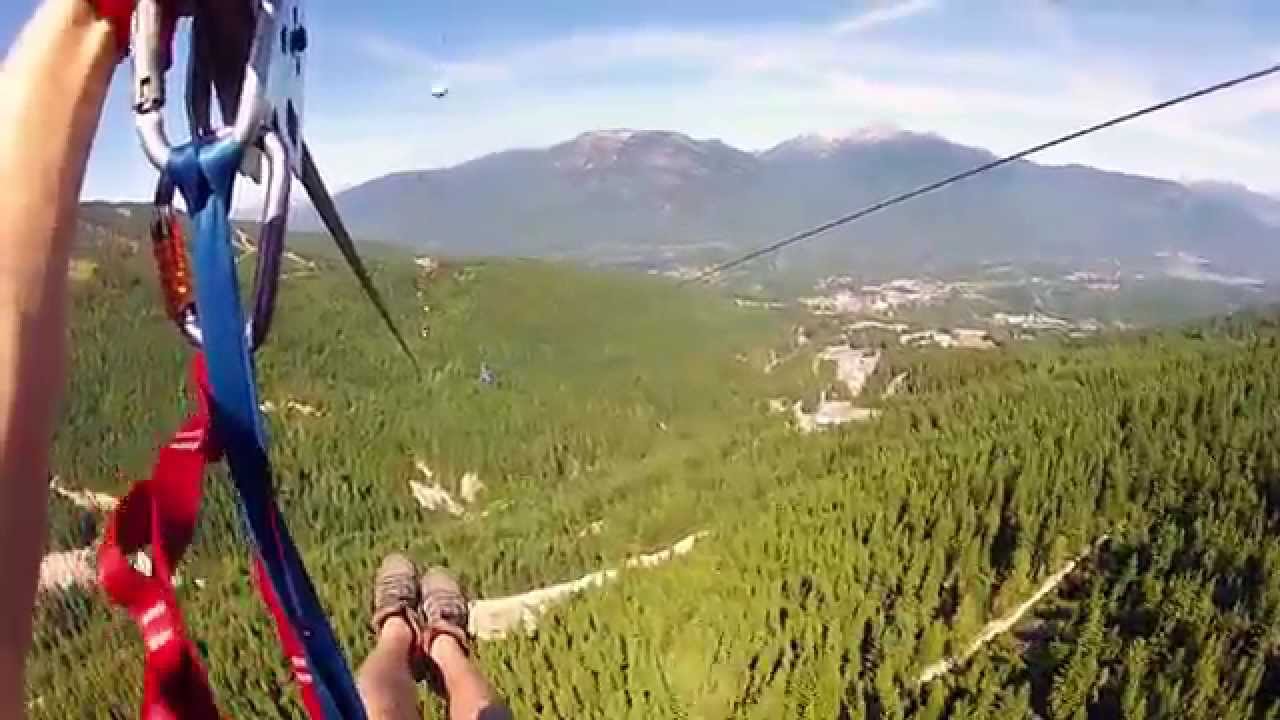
[167,138,367,720]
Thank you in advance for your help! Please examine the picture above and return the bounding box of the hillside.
[1189,180,1280,227]
[302,129,1280,284]
[28,213,1280,718]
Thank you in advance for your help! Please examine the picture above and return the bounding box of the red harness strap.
[88,0,136,55]
[99,355,221,720]
[99,355,329,718]
[253,557,328,718]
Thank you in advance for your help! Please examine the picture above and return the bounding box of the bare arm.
[0,0,117,715]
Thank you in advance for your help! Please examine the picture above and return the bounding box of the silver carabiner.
[130,0,273,170]
[150,129,291,352]
[132,0,295,351]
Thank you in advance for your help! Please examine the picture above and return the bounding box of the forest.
[26,226,1280,718]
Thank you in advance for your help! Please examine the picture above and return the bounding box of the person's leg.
[420,568,512,720]
[358,554,424,720]
[427,635,510,720]
[358,617,421,720]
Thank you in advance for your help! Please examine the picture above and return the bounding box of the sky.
[3,0,1279,203]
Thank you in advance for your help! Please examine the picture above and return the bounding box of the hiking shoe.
[370,553,423,638]
[420,567,471,655]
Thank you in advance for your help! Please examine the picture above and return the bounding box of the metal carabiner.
[133,0,292,351]
[132,0,271,169]
[150,129,291,352]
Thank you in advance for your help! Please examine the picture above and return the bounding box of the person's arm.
[0,0,118,715]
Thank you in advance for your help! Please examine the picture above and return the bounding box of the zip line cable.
[690,63,1280,283]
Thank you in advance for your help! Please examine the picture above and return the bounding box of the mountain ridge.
[303,127,1278,281]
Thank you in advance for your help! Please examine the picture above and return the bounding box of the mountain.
[313,127,1279,281]
[1187,180,1280,226]
[310,130,754,265]
[76,201,152,249]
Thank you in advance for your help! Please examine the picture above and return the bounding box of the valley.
[27,205,1280,718]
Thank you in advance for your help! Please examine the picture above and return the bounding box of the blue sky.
[3,0,1278,202]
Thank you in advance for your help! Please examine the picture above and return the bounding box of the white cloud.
[307,6,1278,195]
[352,32,511,85]
[833,0,940,35]
[1022,0,1076,52]
[75,3,1280,200]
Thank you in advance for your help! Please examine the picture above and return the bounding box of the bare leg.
[427,636,512,720]
[0,1,115,716]
[357,617,421,720]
